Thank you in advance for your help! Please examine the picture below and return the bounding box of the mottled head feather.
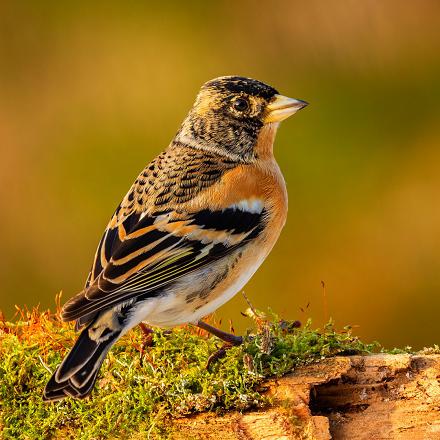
[202,76,279,100]
[173,76,280,162]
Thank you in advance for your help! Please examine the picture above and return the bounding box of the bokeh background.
[1,1,439,349]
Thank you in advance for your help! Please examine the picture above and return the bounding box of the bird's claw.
[206,343,233,370]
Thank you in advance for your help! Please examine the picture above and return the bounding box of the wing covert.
[62,204,267,322]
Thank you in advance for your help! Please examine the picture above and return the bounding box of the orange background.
[1,1,439,348]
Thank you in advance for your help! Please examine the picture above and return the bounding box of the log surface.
[171,354,440,440]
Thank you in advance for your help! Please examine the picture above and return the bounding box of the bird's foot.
[206,342,236,370]
[197,320,244,370]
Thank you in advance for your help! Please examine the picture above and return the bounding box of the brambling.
[43,76,307,401]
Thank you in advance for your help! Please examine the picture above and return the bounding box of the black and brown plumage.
[43,76,308,401]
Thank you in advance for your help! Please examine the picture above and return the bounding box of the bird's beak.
[265,94,308,123]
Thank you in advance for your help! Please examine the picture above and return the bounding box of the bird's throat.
[255,122,280,159]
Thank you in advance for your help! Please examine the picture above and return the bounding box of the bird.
[43,75,308,401]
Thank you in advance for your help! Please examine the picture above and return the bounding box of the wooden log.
[170,354,440,439]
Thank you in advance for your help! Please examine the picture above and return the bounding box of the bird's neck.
[254,122,280,160]
[172,112,260,164]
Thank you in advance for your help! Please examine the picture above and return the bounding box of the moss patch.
[1,300,379,439]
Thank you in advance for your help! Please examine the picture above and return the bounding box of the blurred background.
[1,1,439,349]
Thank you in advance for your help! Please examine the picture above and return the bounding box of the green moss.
[0,307,379,439]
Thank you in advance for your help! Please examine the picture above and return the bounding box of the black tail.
[43,324,121,402]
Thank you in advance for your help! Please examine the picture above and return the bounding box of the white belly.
[125,249,266,329]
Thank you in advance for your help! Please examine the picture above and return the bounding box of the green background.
[1,1,439,348]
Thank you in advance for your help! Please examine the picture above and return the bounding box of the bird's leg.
[138,323,154,363]
[139,322,154,341]
[197,320,243,370]
[197,320,243,346]
[138,323,156,366]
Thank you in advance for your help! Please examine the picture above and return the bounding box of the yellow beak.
[265,94,308,123]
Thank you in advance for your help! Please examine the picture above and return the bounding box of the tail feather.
[69,341,113,389]
[43,324,121,402]
[43,366,100,401]
[55,327,101,383]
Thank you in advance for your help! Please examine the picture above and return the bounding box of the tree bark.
[171,354,440,440]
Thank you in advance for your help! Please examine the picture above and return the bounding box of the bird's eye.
[232,97,249,112]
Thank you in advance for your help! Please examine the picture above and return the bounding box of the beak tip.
[296,99,309,110]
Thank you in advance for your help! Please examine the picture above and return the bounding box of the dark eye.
[232,97,249,112]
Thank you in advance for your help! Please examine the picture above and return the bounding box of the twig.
[38,355,53,374]
[241,291,260,318]
[321,280,328,323]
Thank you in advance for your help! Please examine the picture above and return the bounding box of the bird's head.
[174,76,308,162]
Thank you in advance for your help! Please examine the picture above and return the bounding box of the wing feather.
[62,206,266,323]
